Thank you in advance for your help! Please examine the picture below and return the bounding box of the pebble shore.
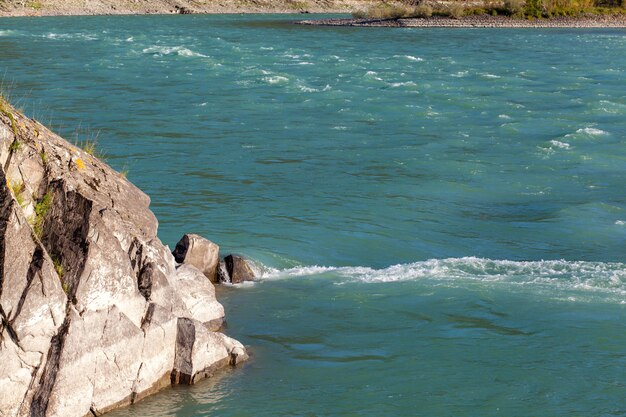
[297,14,626,28]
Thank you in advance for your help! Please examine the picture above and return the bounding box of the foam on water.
[389,81,417,88]
[298,85,319,93]
[43,32,98,41]
[596,99,626,115]
[256,257,626,301]
[364,71,383,81]
[549,140,571,149]
[576,127,608,136]
[142,46,209,58]
[394,55,424,62]
[264,75,289,85]
[284,53,309,59]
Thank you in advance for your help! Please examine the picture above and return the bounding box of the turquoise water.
[1,15,625,416]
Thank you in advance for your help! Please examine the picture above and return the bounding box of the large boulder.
[172,234,220,282]
[222,254,256,284]
[0,97,247,417]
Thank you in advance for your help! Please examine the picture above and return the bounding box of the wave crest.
[142,46,209,58]
[258,257,626,300]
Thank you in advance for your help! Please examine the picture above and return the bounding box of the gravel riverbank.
[297,14,626,28]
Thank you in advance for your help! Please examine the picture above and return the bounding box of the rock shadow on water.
[248,334,393,364]
[247,334,326,350]
[445,314,535,337]
[291,352,393,364]
[255,157,305,165]
[398,310,434,323]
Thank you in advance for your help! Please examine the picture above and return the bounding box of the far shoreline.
[0,10,332,18]
[296,14,626,28]
[1,9,625,28]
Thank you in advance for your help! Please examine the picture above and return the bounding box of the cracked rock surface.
[0,99,248,417]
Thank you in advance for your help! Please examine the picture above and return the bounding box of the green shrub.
[27,1,43,10]
[362,3,413,19]
[81,140,97,156]
[52,256,65,279]
[525,0,543,16]
[50,255,69,294]
[74,138,107,161]
[465,7,487,14]
[449,2,465,17]
[504,0,526,14]
[0,102,19,139]
[9,180,26,207]
[9,139,20,152]
[34,192,52,218]
[413,3,433,17]
[542,0,595,15]
[32,192,52,238]
[73,126,106,160]
[361,0,623,19]
[287,0,308,9]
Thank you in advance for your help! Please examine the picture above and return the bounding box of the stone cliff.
[0,97,247,417]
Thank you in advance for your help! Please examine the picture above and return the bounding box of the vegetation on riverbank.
[352,0,626,19]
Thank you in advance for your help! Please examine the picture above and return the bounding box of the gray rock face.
[171,317,247,385]
[223,255,256,284]
[172,234,220,282]
[0,98,247,417]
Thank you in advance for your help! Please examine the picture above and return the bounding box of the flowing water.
[1,14,625,416]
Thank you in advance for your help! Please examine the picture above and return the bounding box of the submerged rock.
[172,234,220,283]
[0,98,247,417]
[223,254,256,284]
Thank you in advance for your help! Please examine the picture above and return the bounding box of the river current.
[1,14,625,416]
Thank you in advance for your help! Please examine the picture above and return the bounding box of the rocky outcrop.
[0,97,247,417]
[172,234,220,283]
[171,234,257,285]
[222,255,256,284]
